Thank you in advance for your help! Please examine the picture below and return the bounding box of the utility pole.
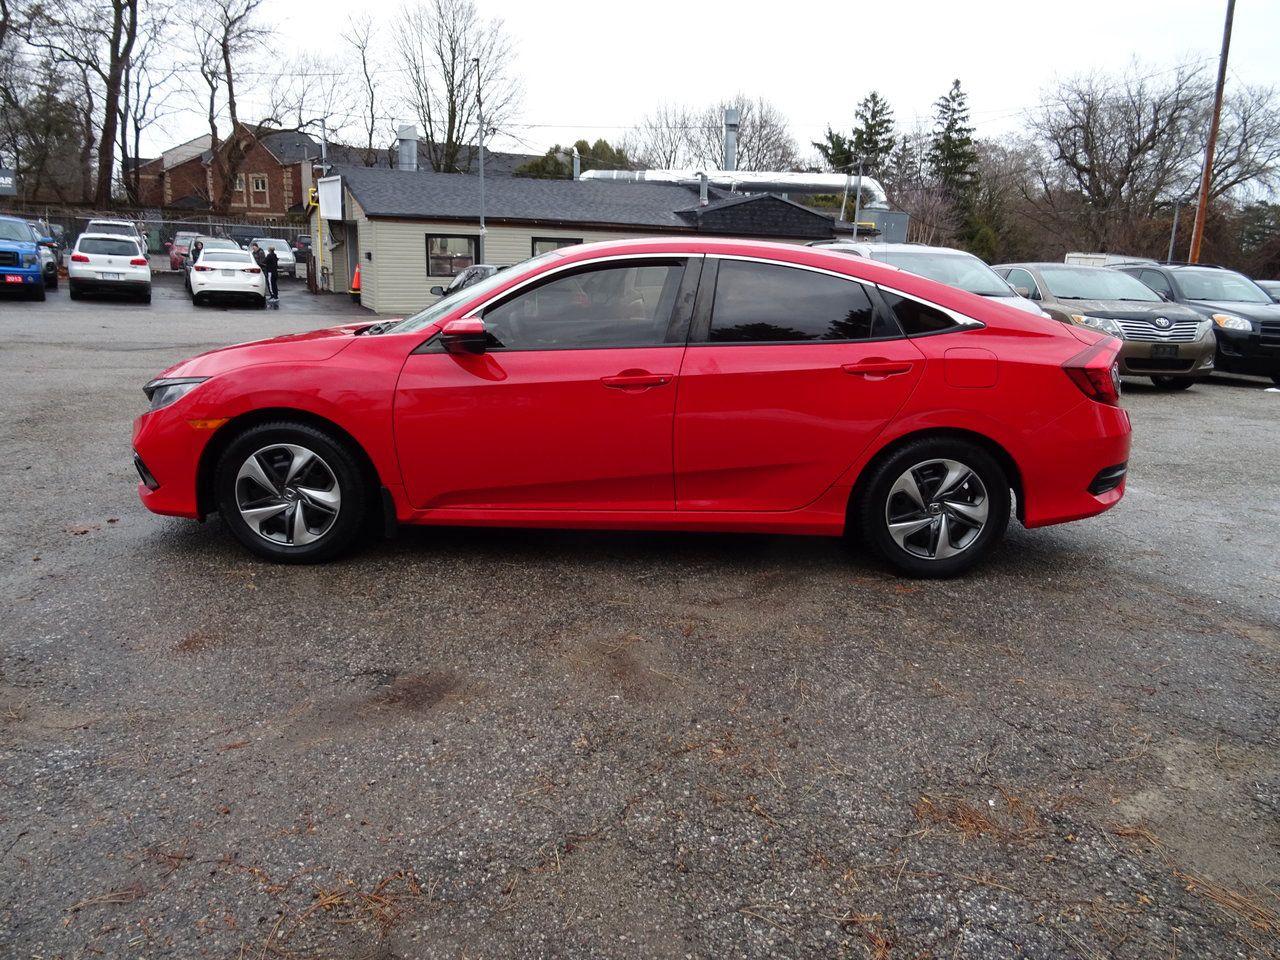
[1167,203,1180,263]
[851,159,864,238]
[473,57,485,264]
[1188,0,1235,263]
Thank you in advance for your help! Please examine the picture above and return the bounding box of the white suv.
[811,241,1048,317]
[69,233,152,303]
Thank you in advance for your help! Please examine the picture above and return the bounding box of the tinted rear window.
[709,261,894,342]
[80,238,139,256]
[201,251,251,263]
[880,291,959,335]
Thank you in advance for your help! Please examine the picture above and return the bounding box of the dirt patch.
[561,635,684,704]
[366,673,458,713]
[174,629,221,654]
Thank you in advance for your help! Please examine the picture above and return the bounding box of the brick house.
[136,126,324,218]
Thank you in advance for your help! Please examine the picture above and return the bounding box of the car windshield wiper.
[358,320,400,336]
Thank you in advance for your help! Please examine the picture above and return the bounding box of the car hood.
[1188,300,1280,321]
[0,238,36,253]
[155,323,374,379]
[1049,299,1202,321]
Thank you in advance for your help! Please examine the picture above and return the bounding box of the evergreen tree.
[927,79,979,203]
[812,127,856,173]
[851,91,896,177]
[515,139,634,179]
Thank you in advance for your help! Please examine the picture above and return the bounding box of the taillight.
[193,265,211,272]
[129,257,148,266]
[71,253,89,262]
[242,267,261,274]
[1063,340,1122,405]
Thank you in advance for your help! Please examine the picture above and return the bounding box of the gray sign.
[0,168,16,197]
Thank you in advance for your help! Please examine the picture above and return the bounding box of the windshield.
[88,221,134,234]
[1175,268,1272,304]
[389,253,560,334]
[0,220,31,242]
[199,238,240,250]
[871,250,1013,297]
[201,251,252,263]
[254,239,291,253]
[1039,266,1160,302]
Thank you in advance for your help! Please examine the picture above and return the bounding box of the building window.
[251,175,268,193]
[531,237,582,257]
[426,235,478,277]
[234,173,245,191]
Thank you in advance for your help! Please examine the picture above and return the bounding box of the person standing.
[263,245,279,304]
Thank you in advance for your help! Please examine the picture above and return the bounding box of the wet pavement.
[2,276,1278,958]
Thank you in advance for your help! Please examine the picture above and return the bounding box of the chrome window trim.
[871,283,984,329]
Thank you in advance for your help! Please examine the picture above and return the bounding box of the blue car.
[0,214,47,301]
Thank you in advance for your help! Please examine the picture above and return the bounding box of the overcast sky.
[156,0,1280,162]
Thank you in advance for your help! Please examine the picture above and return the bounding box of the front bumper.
[1118,336,1216,377]
[133,407,216,519]
[1,266,43,289]
[1213,324,1280,376]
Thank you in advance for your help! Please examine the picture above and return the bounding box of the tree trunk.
[93,0,139,206]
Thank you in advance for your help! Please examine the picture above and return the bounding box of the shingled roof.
[334,166,837,239]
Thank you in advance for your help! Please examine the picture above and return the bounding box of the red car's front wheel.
[214,421,368,563]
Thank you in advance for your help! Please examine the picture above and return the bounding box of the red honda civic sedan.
[133,238,1130,576]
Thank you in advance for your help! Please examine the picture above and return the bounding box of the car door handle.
[601,371,672,390]
[842,359,914,378]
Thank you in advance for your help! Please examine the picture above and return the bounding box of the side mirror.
[1157,291,1172,302]
[1013,285,1032,298]
[39,237,55,247]
[440,317,488,355]
[430,285,446,297]
[164,241,173,250]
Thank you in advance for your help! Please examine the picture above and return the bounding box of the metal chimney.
[722,108,740,172]
[571,146,581,180]
[698,171,709,207]
[396,125,418,172]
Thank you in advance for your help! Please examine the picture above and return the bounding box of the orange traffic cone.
[349,262,361,302]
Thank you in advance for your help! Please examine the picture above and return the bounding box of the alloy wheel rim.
[234,443,341,546]
[885,458,989,560]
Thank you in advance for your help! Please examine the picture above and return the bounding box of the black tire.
[1271,374,1280,387]
[68,283,82,301]
[45,270,58,290]
[29,282,46,302]
[214,421,369,563]
[192,292,203,306]
[854,437,1011,578]
[1150,375,1196,390]
[140,287,152,304]
[256,296,267,309]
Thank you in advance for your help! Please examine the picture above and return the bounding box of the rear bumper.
[70,277,150,294]
[1020,399,1132,528]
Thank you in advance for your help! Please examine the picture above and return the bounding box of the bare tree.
[118,5,180,203]
[686,95,799,171]
[276,51,358,145]
[628,102,693,168]
[346,15,384,166]
[392,0,520,173]
[24,0,139,205]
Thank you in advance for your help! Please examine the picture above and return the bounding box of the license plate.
[99,272,121,281]
[221,269,234,277]
[1151,344,1179,359]
[3,275,22,284]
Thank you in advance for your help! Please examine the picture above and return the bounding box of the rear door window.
[79,238,139,257]
[706,260,895,342]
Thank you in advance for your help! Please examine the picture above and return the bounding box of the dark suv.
[1115,264,1280,385]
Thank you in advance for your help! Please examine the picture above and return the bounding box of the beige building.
[310,166,845,315]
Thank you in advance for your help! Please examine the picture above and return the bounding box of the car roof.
[816,241,978,257]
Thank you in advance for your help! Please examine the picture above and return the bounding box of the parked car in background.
[292,234,312,258]
[812,241,1048,317]
[182,237,241,288]
[25,221,59,289]
[68,233,152,302]
[84,219,144,243]
[167,231,199,271]
[1255,279,1280,302]
[189,247,267,307]
[227,226,259,250]
[429,264,500,298]
[250,237,296,275]
[133,238,1131,577]
[1114,263,1280,386]
[0,214,47,300]
[993,263,1214,390]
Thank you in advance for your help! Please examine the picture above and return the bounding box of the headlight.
[1071,314,1125,338]
[1211,313,1252,332]
[21,253,38,267]
[143,377,208,411]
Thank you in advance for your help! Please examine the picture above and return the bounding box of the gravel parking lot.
[2,275,1278,959]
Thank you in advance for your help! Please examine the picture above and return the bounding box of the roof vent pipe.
[698,171,709,206]
[396,125,418,172]
[571,146,581,181]
[723,108,740,173]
